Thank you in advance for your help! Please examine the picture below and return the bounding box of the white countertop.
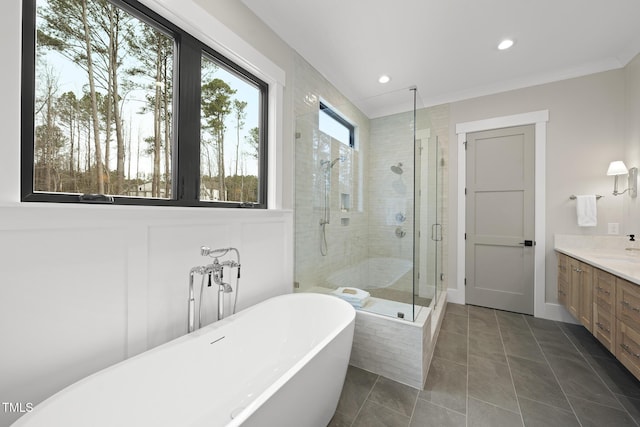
[555,235,640,286]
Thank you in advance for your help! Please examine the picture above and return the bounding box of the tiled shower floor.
[329,303,640,426]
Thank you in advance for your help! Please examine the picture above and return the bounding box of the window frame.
[21,0,269,208]
[319,101,355,148]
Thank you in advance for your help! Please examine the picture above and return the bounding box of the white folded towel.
[576,195,597,227]
[332,287,370,308]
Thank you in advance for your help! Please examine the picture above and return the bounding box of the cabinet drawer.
[616,321,640,380]
[594,269,615,311]
[593,305,615,352]
[617,278,640,330]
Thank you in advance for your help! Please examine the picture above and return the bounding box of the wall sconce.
[607,160,637,197]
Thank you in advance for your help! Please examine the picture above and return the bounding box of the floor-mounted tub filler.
[12,293,355,427]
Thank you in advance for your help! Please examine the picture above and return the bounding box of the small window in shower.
[319,102,355,147]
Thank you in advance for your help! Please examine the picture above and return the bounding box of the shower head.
[331,156,346,168]
[391,162,403,175]
[322,156,346,169]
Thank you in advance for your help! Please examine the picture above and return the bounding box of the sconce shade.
[607,160,628,176]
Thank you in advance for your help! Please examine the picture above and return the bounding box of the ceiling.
[240,0,640,118]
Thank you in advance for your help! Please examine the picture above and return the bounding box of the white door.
[465,125,535,314]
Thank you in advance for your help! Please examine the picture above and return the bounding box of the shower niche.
[340,193,350,213]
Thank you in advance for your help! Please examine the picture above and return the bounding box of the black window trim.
[21,0,269,209]
[319,101,355,148]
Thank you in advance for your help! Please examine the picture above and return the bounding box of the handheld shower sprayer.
[319,155,346,256]
[201,246,231,257]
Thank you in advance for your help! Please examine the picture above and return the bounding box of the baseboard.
[539,302,580,324]
[446,288,465,305]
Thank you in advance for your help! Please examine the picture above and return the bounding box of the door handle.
[519,240,534,247]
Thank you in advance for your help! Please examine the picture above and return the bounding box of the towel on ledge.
[576,195,597,227]
[332,287,370,308]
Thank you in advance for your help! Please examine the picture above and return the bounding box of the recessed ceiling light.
[378,75,391,84]
[498,39,514,50]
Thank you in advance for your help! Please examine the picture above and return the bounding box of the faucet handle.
[629,234,636,242]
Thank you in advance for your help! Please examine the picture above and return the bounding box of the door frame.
[455,110,549,318]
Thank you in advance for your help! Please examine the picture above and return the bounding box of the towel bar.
[569,195,603,200]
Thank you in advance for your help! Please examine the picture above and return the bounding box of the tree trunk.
[81,0,104,194]
[45,85,53,191]
[163,57,171,198]
[152,39,162,198]
[110,6,125,195]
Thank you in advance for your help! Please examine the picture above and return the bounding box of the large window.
[21,0,268,207]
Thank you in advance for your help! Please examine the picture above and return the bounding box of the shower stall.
[294,61,446,324]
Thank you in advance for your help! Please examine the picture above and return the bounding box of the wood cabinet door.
[557,254,569,308]
[568,257,581,319]
[579,263,593,332]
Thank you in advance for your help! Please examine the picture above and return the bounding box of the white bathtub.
[327,257,412,289]
[12,293,355,427]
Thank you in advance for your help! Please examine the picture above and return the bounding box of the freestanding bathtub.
[12,293,355,427]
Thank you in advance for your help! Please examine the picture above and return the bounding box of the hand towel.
[576,195,597,227]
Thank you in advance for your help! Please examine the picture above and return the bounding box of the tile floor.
[329,303,640,426]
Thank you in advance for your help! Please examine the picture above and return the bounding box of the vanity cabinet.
[556,251,640,380]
